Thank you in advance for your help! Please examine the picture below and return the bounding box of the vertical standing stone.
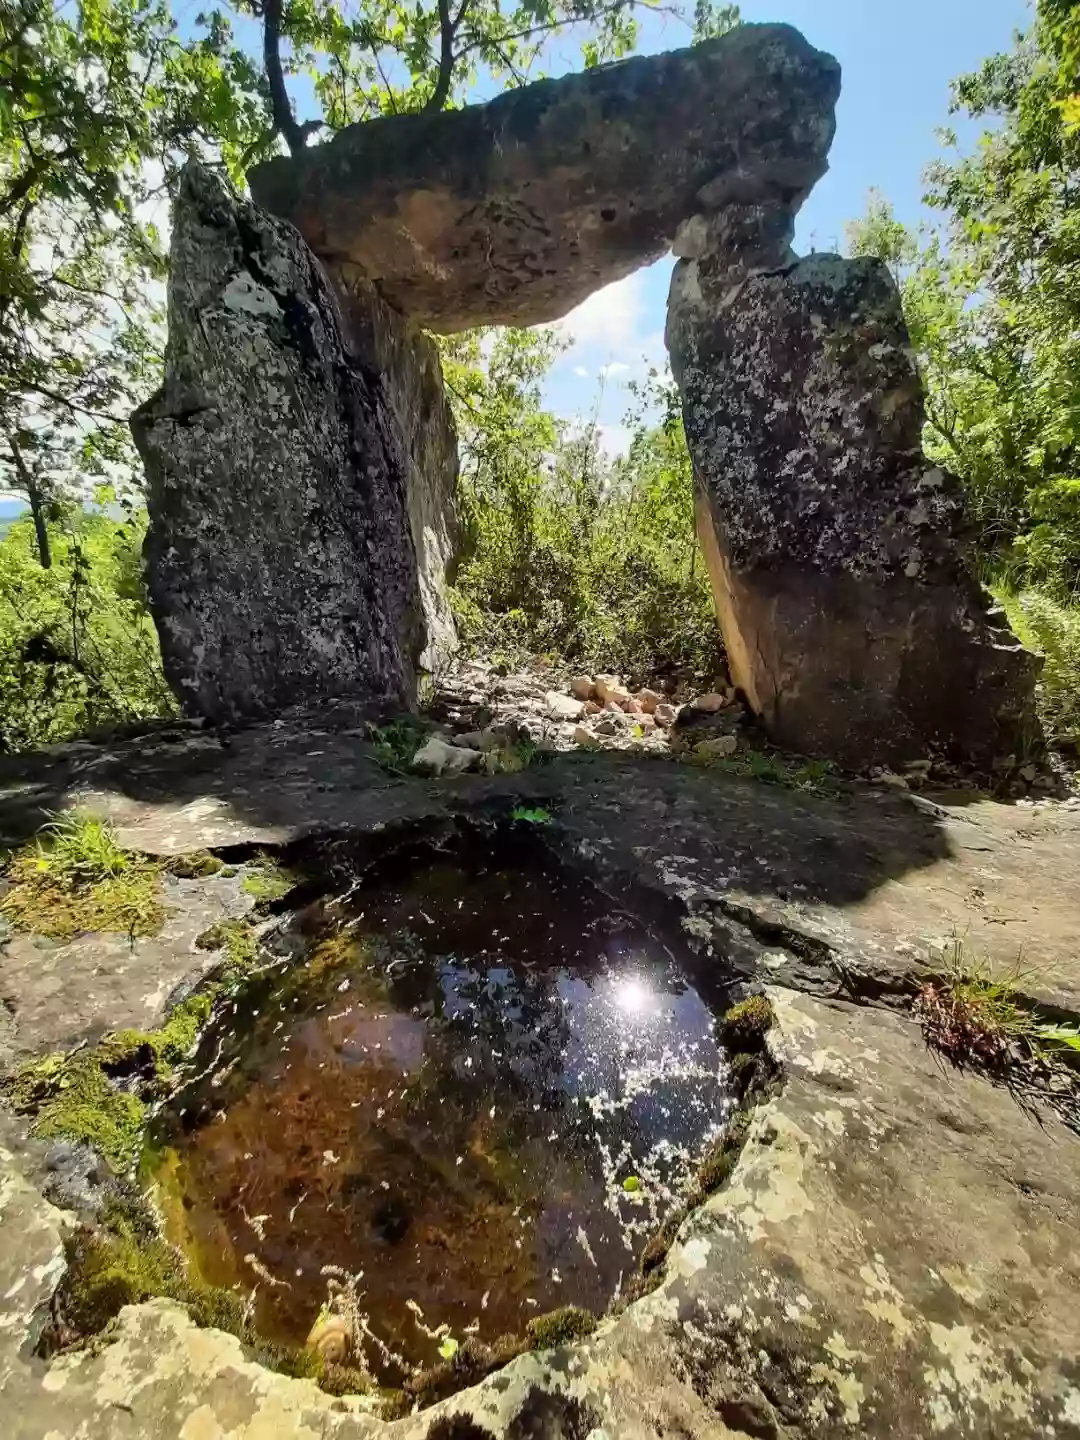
[132,164,457,725]
[326,262,459,672]
[667,200,1041,767]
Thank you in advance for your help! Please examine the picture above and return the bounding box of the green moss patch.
[195,918,259,969]
[241,855,298,905]
[10,1051,148,1173]
[6,922,261,1172]
[720,994,775,1052]
[1,862,165,939]
[165,852,225,880]
[0,813,166,939]
[525,1305,597,1349]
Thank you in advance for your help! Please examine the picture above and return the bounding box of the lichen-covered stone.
[248,25,840,332]
[668,205,1041,766]
[327,262,459,669]
[131,164,456,724]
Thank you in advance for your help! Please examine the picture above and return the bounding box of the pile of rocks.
[409,660,744,774]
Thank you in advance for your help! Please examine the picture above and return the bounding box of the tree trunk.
[7,433,51,568]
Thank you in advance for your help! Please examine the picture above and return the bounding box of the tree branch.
[0,145,77,218]
[22,380,126,425]
[262,0,306,155]
[424,0,464,114]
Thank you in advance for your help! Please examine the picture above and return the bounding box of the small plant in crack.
[367,718,430,776]
[914,939,1080,1131]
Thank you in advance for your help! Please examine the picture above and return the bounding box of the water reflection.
[148,828,733,1380]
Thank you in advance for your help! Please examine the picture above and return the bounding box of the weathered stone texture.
[328,262,459,669]
[668,209,1041,766]
[249,25,841,332]
[2,738,1080,1439]
[131,164,456,725]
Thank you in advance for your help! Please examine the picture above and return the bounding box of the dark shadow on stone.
[426,1417,498,1440]
[0,708,954,923]
[504,1388,601,1440]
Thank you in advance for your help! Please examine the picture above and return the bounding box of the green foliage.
[0,0,271,553]
[1,815,165,939]
[996,587,1080,742]
[688,743,836,793]
[367,716,429,775]
[914,939,1080,1128]
[1034,1022,1080,1054]
[444,330,720,682]
[0,508,176,751]
[510,806,551,824]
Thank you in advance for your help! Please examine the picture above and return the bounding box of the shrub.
[0,507,176,752]
[997,587,1080,743]
[442,330,722,684]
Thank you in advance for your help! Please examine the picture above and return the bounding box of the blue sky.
[549,0,1034,452]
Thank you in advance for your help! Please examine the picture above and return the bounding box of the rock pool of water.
[147,826,735,1380]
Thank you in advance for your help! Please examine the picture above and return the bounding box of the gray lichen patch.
[131,163,455,726]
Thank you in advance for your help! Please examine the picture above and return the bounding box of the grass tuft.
[368,718,429,776]
[914,939,1080,1130]
[1,812,165,939]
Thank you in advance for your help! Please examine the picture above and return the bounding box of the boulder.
[570,675,595,701]
[412,736,480,776]
[131,164,457,724]
[546,690,585,721]
[635,688,662,713]
[668,200,1042,768]
[690,692,727,713]
[249,26,840,333]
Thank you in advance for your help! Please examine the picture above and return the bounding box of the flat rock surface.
[0,868,254,1065]
[1,711,1077,1012]
[1,713,1079,1437]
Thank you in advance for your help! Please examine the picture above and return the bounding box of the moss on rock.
[165,852,225,879]
[10,1051,148,1173]
[5,937,258,1171]
[0,864,165,939]
[241,855,298,905]
[194,917,258,969]
[525,1305,597,1349]
[721,994,775,1051]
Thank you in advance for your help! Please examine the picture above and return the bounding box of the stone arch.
[135,24,1038,765]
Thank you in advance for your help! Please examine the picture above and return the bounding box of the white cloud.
[600,361,630,378]
[573,365,589,377]
[555,272,646,353]
[596,422,633,457]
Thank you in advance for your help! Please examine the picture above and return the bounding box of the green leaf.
[438,1336,459,1359]
[511,806,551,824]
